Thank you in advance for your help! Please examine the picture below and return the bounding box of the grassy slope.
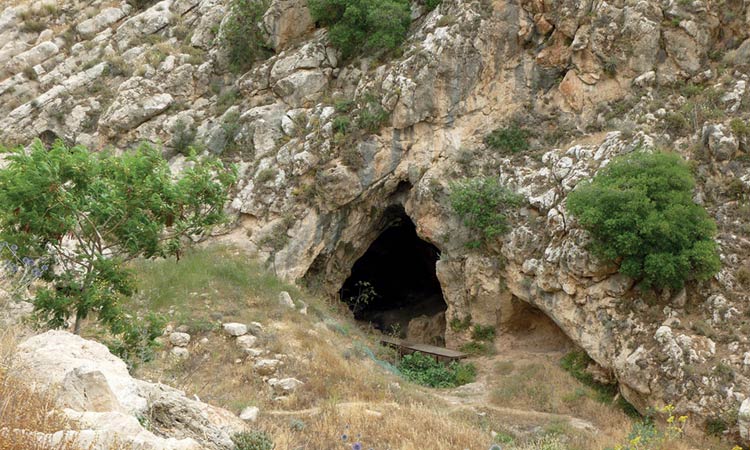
[123,244,722,450]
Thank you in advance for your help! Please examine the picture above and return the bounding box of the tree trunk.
[73,312,82,335]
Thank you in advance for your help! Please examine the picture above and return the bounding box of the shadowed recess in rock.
[340,207,446,344]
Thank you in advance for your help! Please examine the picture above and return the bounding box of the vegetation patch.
[560,351,639,417]
[484,124,530,154]
[398,352,476,388]
[566,151,720,290]
[221,0,272,74]
[449,177,523,248]
[308,0,411,60]
[0,140,235,367]
[232,431,275,450]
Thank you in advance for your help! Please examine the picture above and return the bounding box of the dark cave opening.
[339,207,447,344]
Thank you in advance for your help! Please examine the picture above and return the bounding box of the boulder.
[702,123,739,161]
[170,347,190,359]
[267,377,303,393]
[254,359,281,375]
[236,335,258,350]
[239,406,260,422]
[169,332,191,347]
[12,331,246,449]
[278,291,295,308]
[223,322,248,336]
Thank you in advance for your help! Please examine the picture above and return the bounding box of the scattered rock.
[740,398,750,442]
[279,291,295,308]
[267,377,303,393]
[243,348,264,358]
[248,322,265,335]
[254,359,281,376]
[170,347,190,359]
[239,406,260,422]
[236,335,258,350]
[223,322,248,337]
[702,123,739,161]
[169,332,191,347]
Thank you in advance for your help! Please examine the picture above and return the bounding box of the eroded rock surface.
[12,331,246,450]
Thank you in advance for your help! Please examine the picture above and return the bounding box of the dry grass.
[125,245,729,450]
[0,327,74,450]
[264,402,493,450]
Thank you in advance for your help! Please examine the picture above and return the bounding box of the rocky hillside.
[2,0,750,444]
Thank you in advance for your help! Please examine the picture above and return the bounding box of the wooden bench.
[379,336,468,363]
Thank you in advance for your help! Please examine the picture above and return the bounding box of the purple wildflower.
[352,443,362,450]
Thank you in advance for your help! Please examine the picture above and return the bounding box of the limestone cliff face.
[2,0,750,440]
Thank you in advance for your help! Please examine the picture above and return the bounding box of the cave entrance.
[339,207,447,345]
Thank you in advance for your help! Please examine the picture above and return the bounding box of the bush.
[232,431,274,450]
[449,315,472,331]
[449,177,523,248]
[567,151,720,290]
[221,0,272,74]
[308,0,411,59]
[424,0,441,10]
[471,324,496,341]
[484,124,530,154]
[356,98,389,133]
[171,119,197,155]
[398,352,476,388]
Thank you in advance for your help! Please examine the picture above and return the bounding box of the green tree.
[308,0,411,59]
[449,177,523,248]
[0,140,236,343]
[566,151,720,290]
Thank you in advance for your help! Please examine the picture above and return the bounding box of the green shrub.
[424,0,441,10]
[357,99,389,133]
[704,416,727,436]
[449,315,472,331]
[449,177,523,248]
[398,352,476,388]
[730,118,750,138]
[232,431,274,450]
[332,116,351,134]
[308,0,411,59]
[567,151,720,290]
[220,0,272,74]
[663,111,690,135]
[484,124,530,154]
[171,119,197,155]
[471,324,496,342]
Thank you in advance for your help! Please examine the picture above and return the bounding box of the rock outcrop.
[12,330,246,449]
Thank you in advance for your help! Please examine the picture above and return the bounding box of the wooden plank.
[378,337,467,361]
[406,343,466,359]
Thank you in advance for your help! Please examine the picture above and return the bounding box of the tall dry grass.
[0,327,77,450]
